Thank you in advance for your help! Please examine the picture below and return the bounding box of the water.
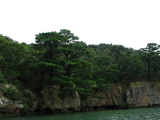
[2,107,160,120]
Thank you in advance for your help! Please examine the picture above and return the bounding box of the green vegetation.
[2,87,22,101]
[119,101,127,108]
[1,30,160,98]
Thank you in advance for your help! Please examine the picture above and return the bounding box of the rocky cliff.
[83,81,160,109]
[127,81,160,108]
[1,81,160,117]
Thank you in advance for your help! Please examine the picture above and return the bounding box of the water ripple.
[2,107,160,120]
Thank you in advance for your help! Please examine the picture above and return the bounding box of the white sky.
[0,0,160,50]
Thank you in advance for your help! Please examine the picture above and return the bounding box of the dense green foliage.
[0,30,160,97]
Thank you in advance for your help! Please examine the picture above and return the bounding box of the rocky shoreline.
[0,81,160,117]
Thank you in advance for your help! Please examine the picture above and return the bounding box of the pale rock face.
[0,84,23,116]
[61,91,80,112]
[83,81,160,109]
[84,83,125,109]
[0,98,2,105]
[40,85,81,113]
[23,89,38,111]
[85,92,111,108]
[40,85,62,111]
[126,81,160,108]
[0,84,38,117]
[1,81,160,117]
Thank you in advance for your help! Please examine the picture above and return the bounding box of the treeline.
[0,29,160,96]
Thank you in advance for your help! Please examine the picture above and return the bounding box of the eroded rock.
[40,85,80,113]
[126,81,160,108]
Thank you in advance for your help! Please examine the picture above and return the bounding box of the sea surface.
[2,107,160,120]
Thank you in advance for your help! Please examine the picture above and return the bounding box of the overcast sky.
[0,0,160,50]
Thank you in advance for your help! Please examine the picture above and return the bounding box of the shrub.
[2,87,22,101]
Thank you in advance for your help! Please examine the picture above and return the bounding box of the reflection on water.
[2,107,160,120]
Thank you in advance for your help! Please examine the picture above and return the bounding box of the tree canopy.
[0,30,160,97]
